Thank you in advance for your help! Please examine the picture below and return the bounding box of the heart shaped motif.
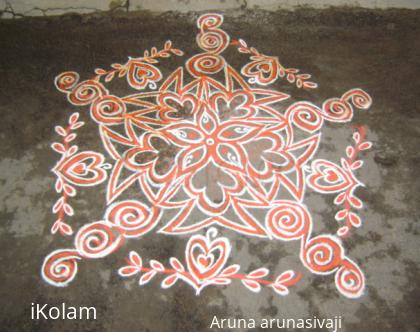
[186,228,230,283]
[197,254,213,268]
[127,61,162,90]
[241,57,279,85]
[210,91,256,120]
[307,160,351,193]
[158,92,197,121]
[59,151,107,186]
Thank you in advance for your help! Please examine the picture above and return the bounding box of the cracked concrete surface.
[2,0,420,18]
[0,7,419,332]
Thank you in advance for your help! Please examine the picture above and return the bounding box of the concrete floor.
[0,7,419,332]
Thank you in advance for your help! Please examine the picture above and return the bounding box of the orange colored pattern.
[42,14,372,299]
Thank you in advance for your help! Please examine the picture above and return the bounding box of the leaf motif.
[69,113,80,124]
[51,220,61,234]
[169,257,184,272]
[349,213,362,228]
[55,178,63,193]
[65,133,77,143]
[118,266,139,277]
[55,126,67,136]
[351,160,363,170]
[247,268,269,279]
[71,121,85,130]
[210,278,231,285]
[275,270,295,285]
[118,69,128,77]
[51,143,65,154]
[105,72,115,82]
[161,274,178,288]
[286,73,295,83]
[63,184,76,197]
[353,132,361,143]
[238,39,247,47]
[278,68,286,77]
[271,284,289,296]
[63,203,74,216]
[139,270,157,285]
[220,264,240,277]
[337,226,349,237]
[349,196,363,209]
[67,145,78,156]
[341,158,351,170]
[241,279,261,293]
[94,68,106,75]
[334,192,346,205]
[129,251,142,267]
[346,146,354,159]
[52,197,64,213]
[298,74,311,79]
[164,40,172,50]
[359,141,373,150]
[150,260,164,271]
[171,49,184,56]
[335,209,348,221]
[59,222,73,236]
[303,81,318,89]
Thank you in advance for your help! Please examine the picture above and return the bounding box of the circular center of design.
[206,138,215,145]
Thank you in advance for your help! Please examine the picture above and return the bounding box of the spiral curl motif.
[68,80,107,106]
[197,30,229,54]
[75,221,123,259]
[303,236,343,274]
[91,95,126,124]
[335,259,365,298]
[106,200,158,237]
[186,54,225,77]
[55,71,80,93]
[343,88,372,110]
[322,98,353,122]
[266,201,311,241]
[286,102,324,133]
[197,14,223,29]
[41,250,81,287]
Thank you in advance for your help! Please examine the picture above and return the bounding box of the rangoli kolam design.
[42,13,373,298]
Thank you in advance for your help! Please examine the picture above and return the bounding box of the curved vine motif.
[93,41,184,89]
[42,13,373,299]
[50,112,109,235]
[234,39,317,88]
[119,228,302,295]
[307,126,372,237]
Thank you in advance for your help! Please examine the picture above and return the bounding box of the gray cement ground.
[0,7,419,332]
[3,0,420,16]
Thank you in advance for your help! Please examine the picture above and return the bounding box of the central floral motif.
[162,108,264,207]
